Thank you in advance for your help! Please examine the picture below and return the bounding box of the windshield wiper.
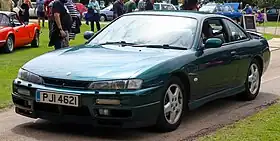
[132,44,188,50]
[98,41,136,46]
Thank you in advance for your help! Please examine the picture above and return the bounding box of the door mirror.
[204,38,223,48]
[84,31,94,40]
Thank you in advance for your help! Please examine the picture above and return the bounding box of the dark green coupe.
[12,11,270,132]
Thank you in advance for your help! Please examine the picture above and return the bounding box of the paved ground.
[257,26,280,35]
[1,44,280,141]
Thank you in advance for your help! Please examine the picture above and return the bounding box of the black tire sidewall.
[156,76,186,132]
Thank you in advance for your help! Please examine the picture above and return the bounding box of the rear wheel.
[237,59,261,100]
[155,76,186,132]
[31,30,39,47]
[100,15,106,22]
[2,36,14,53]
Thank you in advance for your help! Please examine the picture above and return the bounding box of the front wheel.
[155,76,186,132]
[31,30,39,47]
[237,59,261,100]
[2,36,14,53]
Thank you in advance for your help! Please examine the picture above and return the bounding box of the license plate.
[36,91,80,107]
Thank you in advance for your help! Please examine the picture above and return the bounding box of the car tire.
[2,35,14,53]
[237,59,261,101]
[31,30,39,47]
[155,76,186,132]
[100,15,106,22]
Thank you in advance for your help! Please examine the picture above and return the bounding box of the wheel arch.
[253,55,264,76]
[171,71,191,109]
[7,33,15,43]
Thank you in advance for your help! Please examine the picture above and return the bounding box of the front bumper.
[12,79,164,128]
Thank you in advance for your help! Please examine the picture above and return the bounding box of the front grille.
[34,103,91,116]
[42,77,91,89]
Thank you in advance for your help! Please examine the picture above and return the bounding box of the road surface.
[1,48,280,141]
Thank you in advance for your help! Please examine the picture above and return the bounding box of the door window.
[201,19,229,44]
[10,15,22,27]
[223,19,248,42]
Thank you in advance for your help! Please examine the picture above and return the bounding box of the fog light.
[17,88,30,96]
[98,109,110,116]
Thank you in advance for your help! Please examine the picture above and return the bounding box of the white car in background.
[13,2,37,18]
[153,3,177,11]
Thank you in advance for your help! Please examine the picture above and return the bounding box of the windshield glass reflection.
[88,15,198,49]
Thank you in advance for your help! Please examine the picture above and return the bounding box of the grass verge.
[199,101,280,141]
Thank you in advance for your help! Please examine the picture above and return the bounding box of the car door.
[192,18,239,99]
[222,18,253,86]
[10,14,28,47]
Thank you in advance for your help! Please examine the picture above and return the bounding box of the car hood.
[22,45,187,81]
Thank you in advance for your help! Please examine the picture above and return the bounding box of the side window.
[10,15,22,26]
[223,19,248,42]
[201,19,228,44]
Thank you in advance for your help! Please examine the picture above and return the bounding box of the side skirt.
[188,85,245,110]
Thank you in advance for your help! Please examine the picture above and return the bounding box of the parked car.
[13,2,37,18]
[153,3,177,11]
[12,11,270,132]
[99,4,114,22]
[199,3,242,21]
[266,7,280,21]
[0,11,40,53]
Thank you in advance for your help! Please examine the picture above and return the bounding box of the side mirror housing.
[204,38,223,49]
[84,31,94,40]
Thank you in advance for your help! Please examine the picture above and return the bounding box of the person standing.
[35,0,45,27]
[124,0,136,13]
[44,0,55,39]
[113,0,124,19]
[49,0,72,50]
[19,0,32,24]
[65,0,81,40]
[145,0,153,10]
[87,0,101,32]
[137,0,145,11]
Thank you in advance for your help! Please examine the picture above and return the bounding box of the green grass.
[0,22,107,108]
[263,33,280,40]
[257,21,280,27]
[199,102,280,141]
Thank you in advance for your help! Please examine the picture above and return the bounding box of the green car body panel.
[11,11,271,128]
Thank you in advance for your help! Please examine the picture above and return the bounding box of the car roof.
[0,11,16,17]
[124,10,225,20]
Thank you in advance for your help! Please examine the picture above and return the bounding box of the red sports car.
[0,11,40,53]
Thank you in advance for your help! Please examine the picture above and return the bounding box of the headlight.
[88,79,143,90]
[17,68,43,84]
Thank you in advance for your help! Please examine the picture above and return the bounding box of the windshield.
[199,5,215,12]
[87,15,197,49]
[0,14,10,26]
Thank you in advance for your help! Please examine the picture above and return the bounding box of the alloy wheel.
[7,37,13,52]
[248,63,260,95]
[164,84,183,125]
